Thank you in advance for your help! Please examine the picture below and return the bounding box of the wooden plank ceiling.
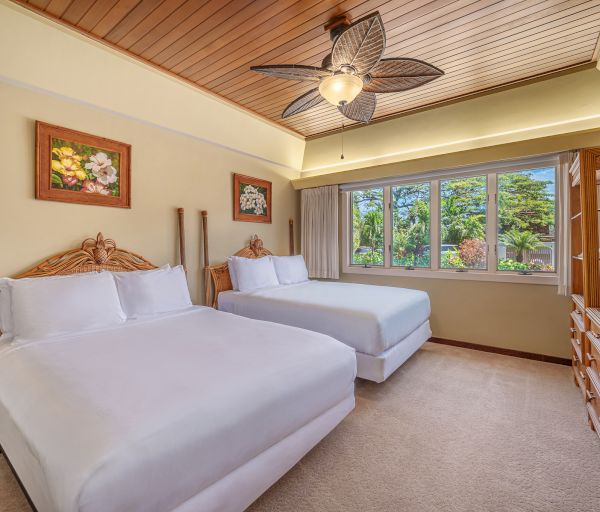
[15,0,600,138]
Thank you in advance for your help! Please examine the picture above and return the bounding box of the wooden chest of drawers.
[568,149,600,442]
[585,313,600,434]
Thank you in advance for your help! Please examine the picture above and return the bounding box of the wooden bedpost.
[177,208,187,272]
[201,210,209,268]
[201,210,209,305]
[289,219,295,255]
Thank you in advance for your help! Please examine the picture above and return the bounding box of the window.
[440,176,487,270]
[343,156,559,283]
[392,183,430,268]
[351,188,384,266]
[497,167,556,272]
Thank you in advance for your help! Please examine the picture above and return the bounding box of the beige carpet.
[2,343,599,512]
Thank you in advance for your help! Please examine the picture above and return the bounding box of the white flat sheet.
[0,307,356,512]
[218,281,431,356]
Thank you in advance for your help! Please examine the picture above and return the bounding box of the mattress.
[219,281,431,356]
[0,307,356,512]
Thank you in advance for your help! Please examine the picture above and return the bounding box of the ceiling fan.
[250,12,444,124]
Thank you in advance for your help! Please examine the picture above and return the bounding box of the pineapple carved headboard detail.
[15,232,157,278]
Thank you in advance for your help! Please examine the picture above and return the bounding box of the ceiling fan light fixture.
[318,73,363,106]
[251,11,444,124]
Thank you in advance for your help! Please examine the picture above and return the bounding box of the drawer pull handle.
[570,328,577,334]
[587,353,596,363]
[580,370,587,382]
[575,309,582,315]
[591,331,600,339]
[586,389,596,402]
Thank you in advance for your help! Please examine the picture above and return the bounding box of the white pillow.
[271,255,309,285]
[227,257,239,290]
[9,272,126,340]
[232,256,279,293]
[114,265,192,318]
[2,274,82,340]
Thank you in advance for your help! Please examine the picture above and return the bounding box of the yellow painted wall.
[0,81,299,304]
[300,66,600,181]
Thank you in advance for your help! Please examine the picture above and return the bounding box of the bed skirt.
[356,320,431,383]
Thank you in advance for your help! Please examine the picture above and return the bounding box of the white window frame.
[342,156,560,285]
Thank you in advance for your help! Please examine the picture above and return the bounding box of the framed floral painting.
[233,173,272,224]
[36,121,131,208]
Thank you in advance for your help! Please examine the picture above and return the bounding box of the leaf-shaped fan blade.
[363,58,444,93]
[282,88,325,118]
[331,12,385,75]
[338,91,376,123]
[250,64,331,82]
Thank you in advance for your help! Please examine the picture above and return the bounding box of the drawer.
[585,367,600,435]
[571,325,583,360]
[571,309,585,333]
[573,356,587,399]
[588,311,600,337]
[585,331,600,375]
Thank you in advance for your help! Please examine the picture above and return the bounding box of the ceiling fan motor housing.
[325,15,351,42]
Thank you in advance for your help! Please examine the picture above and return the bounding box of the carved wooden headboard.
[201,211,294,308]
[14,232,158,279]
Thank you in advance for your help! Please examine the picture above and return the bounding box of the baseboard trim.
[429,337,571,366]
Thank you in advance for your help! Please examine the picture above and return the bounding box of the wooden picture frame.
[233,173,272,224]
[36,121,131,208]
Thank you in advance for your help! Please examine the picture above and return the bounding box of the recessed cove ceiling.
[13,0,600,138]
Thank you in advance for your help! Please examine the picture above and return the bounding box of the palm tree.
[362,210,384,259]
[499,230,543,263]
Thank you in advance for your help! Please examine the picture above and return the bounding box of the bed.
[201,213,431,383]
[0,229,356,512]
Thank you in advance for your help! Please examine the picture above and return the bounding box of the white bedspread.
[0,307,355,512]
[219,281,431,356]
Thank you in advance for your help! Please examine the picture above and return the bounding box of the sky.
[525,167,555,197]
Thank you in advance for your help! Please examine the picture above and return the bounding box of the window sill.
[343,265,558,285]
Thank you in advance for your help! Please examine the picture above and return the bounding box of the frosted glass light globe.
[319,73,363,106]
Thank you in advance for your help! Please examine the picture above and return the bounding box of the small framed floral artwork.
[233,173,272,224]
[36,121,131,208]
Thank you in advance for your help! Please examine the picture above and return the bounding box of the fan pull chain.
[341,123,345,160]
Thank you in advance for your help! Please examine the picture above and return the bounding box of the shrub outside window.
[440,176,487,270]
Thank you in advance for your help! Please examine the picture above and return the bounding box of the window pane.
[440,176,487,269]
[351,188,384,266]
[392,183,431,267]
[497,167,556,272]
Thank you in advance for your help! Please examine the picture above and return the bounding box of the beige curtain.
[301,185,339,279]
[557,151,576,296]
